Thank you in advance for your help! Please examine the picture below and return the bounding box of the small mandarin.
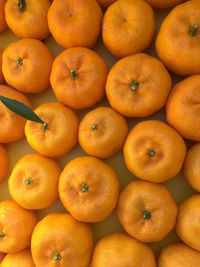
[0,145,9,183]
[0,0,7,33]
[1,249,35,267]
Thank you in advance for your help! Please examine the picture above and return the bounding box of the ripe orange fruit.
[5,0,50,40]
[31,213,93,267]
[102,0,155,58]
[1,249,35,267]
[91,233,156,267]
[156,0,200,76]
[0,145,9,183]
[8,153,61,209]
[145,0,182,8]
[97,0,116,8]
[184,144,200,192]
[2,39,53,94]
[0,200,38,253]
[106,53,172,118]
[158,242,200,267]
[59,156,119,222]
[166,75,200,141]
[176,194,200,252]
[123,120,186,183]
[0,85,32,143]
[48,0,103,49]
[117,180,178,242]
[0,252,5,263]
[0,49,5,83]
[78,107,128,158]
[0,0,7,33]
[50,47,108,110]
[25,102,79,158]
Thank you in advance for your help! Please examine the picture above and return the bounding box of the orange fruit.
[145,0,182,8]
[106,53,172,118]
[102,0,155,58]
[91,233,156,267]
[117,180,178,242]
[5,0,50,40]
[156,0,200,76]
[25,102,79,158]
[0,49,5,83]
[0,85,32,143]
[0,0,7,33]
[166,75,200,141]
[0,252,5,263]
[97,0,116,8]
[123,120,186,183]
[59,156,119,222]
[184,143,200,192]
[31,213,93,267]
[2,38,53,94]
[158,242,200,267]
[47,0,103,49]
[8,153,61,210]
[50,47,108,110]
[176,194,200,252]
[0,200,38,253]
[78,107,128,158]
[0,144,9,183]
[1,249,35,267]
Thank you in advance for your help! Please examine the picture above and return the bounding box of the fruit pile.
[0,0,200,266]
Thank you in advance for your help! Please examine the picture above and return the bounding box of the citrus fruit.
[31,213,93,267]
[0,0,7,33]
[166,75,200,141]
[0,85,32,143]
[0,49,5,83]
[2,38,53,94]
[5,0,50,39]
[50,47,108,109]
[106,53,172,117]
[59,156,119,222]
[25,102,79,158]
[78,107,128,158]
[156,0,200,75]
[8,153,61,209]
[1,249,35,267]
[0,145,9,183]
[48,0,103,48]
[0,200,38,253]
[117,180,178,242]
[91,233,156,267]
[102,0,155,57]
[123,120,186,183]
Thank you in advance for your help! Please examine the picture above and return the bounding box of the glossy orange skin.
[97,0,116,8]
[118,181,177,243]
[166,75,200,141]
[1,249,35,267]
[0,252,5,263]
[59,157,119,222]
[91,233,156,267]
[0,0,7,32]
[156,1,200,76]
[0,85,32,143]
[0,49,5,83]
[8,154,61,209]
[145,0,182,8]
[5,0,50,40]
[184,144,200,192]
[0,200,38,253]
[106,53,172,117]
[124,120,186,183]
[176,195,200,252]
[48,0,103,49]
[0,145,9,183]
[78,107,128,158]
[2,39,53,94]
[50,47,108,110]
[25,102,79,158]
[31,213,93,267]
[102,0,155,58]
[158,243,200,267]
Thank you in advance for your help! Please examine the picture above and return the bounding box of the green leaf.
[0,95,44,124]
